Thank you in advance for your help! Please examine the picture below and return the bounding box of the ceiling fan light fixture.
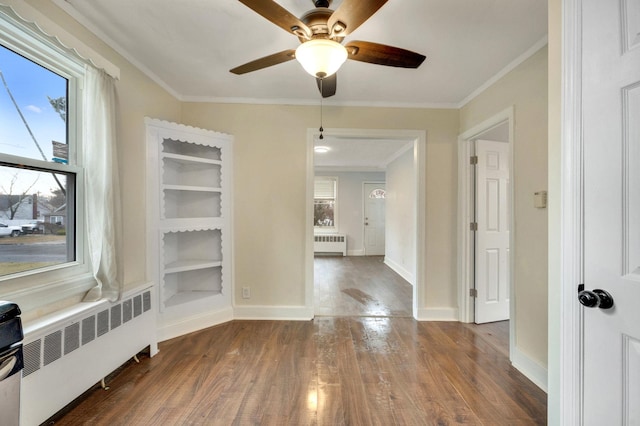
[295,39,348,78]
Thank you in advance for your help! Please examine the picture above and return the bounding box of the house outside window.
[0,9,88,292]
[314,177,337,231]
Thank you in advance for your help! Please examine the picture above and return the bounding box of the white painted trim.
[556,0,584,423]
[457,36,548,108]
[457,107,514,325]
[50,0,177,96]
[314,165,386,173]
[416,307,459,321]
[347,249,365,256]
[380,141,415,168]
[234,305,314,321]
[384,257,415,286]
[307,128,426,320]
[3,0,119,79]
[158,307,233,342]
[306,129,316,312]
[183,96,460,109]
[511,347,549,392]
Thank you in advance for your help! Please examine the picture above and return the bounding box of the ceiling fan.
[230,0,426,98]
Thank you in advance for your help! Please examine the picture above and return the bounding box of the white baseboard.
[383,257,415,285]
[511,346,548,392]
[347,249,365,256]
[416,307,459,321]
[158,307,233,342]
[233,305,314,321]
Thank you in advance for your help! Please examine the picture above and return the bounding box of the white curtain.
[82,64,123,302]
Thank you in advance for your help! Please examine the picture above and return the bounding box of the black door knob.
[578,289,614,309]
[578,290,599,307]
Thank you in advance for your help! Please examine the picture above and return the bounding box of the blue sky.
[0,44,67,196]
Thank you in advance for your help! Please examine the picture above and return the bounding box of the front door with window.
[580,0,640,423]
[364,183,385,256]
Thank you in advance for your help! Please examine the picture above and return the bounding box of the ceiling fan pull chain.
[319,78,324,140]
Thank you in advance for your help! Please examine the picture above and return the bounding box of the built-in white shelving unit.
[146,118,233,341]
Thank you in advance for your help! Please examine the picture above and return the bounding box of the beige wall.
[21,0,183,291]
[385,148,416,282]
[181,103,459,311]
[460,47,549,367]
[11,6,550,376]
[547,0,561,421]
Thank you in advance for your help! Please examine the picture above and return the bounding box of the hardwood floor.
[314,256,413,317]
[49,319,545,425]
[49,257,546,424]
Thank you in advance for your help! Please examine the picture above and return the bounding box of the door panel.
[581,0,640,423]
[475,139,510,324]
[364,183,385,256]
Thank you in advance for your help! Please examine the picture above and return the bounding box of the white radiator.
[21,285,157,426]
[314,234,346,256]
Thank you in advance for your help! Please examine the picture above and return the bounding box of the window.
[0,8,87,291]
[369,188,386,199]
[314,177,337,230]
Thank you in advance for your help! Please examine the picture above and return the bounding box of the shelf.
[160,217,223,230]
[162,184,222,192]
[164,290,222,309]
[162,138,221,161]
[163,189,221,219]
[163,230,222,269]
[164,260,222,274]
[147,118,232,324]
[162,155,221,188]
[162,152,222,166]
[162,266,223,307]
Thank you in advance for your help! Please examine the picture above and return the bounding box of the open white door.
[474,140,510,324]
[580,0,640,423]
[363,183,385,256]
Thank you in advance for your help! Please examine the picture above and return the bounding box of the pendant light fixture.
[295,39,348,78]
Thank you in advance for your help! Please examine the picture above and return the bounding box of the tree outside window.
[314,177,337,229]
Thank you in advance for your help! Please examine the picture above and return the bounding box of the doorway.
[363,182,386,256]
[457,108,514,351]
[306,128,426,319]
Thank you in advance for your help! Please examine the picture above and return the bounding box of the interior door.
[581,0,640,423]
[474,139,510,324]
[364,183,385,256]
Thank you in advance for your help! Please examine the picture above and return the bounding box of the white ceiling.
[314,136,413,170]
[57,0,548,108]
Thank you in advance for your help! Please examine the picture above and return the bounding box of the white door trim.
[457,107,514,346]
[554,0,583,422]
[306,128,426,319]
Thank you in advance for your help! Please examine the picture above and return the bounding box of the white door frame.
[553,0,583,422]
[457,107,514,339]
[362,181,386,256]
[306,128,426,319]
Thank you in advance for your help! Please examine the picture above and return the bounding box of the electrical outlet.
[242,287,250,299]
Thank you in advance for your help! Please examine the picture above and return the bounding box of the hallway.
[314,256,413,317]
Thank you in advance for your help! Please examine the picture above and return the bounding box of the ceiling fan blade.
[316,74,337,98]
[327,0,388,37]
[345,41,426,68]
[230,49,296,74]
[238,0,311,38]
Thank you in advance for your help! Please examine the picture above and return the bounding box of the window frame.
[313,176,338,233]
[0,7,94,310]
